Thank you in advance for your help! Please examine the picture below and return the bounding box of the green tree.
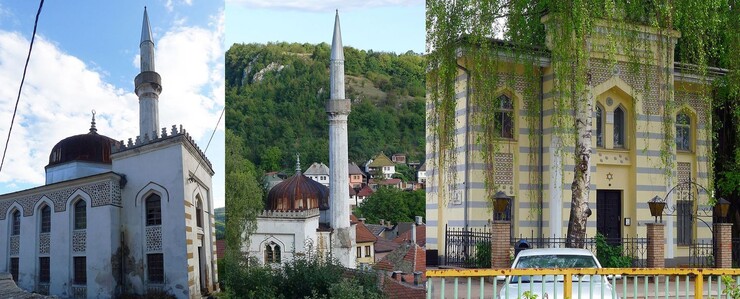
[222,129,265,294]
[356,188,424,224]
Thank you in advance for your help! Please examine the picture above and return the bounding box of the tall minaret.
[327,10,355,269]
[135,7,162,139]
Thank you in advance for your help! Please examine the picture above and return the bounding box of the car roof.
[516,248,595,257]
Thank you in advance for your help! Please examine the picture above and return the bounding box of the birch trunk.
[566,58,593,248]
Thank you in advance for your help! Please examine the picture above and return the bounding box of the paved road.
[427,276,731,298]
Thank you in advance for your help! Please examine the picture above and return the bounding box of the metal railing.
[426,268,740,299]
[443,226,647,268]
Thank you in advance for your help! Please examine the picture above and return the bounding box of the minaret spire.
[326,10,355,269]
[135,6,162,139]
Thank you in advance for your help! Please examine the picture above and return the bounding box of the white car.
[498,248,620,299]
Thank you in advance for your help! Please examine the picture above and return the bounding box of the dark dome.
[266,172,329,211]
[46,129,121,167]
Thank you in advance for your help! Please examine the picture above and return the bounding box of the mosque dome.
[46,114,121,168]
[266,160,329,211]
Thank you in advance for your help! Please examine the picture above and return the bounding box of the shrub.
[595,233,632,268]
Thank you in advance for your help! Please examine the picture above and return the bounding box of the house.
[264,171,288,191]
[416,162,426,185]
[426,15,721,266]
[354,185,374,207]
[353,216,378,267]
[391,153,407,164]
[304,162,330,187]
[348,162,366,188]
[366,152,396,179]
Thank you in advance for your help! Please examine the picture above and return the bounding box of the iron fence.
[444,227,647,268]
[688,239,715,267]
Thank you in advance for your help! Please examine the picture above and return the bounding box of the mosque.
[0,8,217,298]
[246,11,357,269]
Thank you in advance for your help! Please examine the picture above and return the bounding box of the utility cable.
[0,0,45,173]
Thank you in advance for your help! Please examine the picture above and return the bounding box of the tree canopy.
[355,188,425,224]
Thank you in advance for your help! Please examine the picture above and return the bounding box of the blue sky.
[226,0,425,54]
[0,1,225,207]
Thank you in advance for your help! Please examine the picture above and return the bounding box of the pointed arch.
[595,102,605,148]
[35,197,53,234]
[134,182,170,207]
[675,105,696,152]
[613,104,627,149]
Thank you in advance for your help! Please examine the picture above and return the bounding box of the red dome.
[46,130,120,168]
[266,172,329,211]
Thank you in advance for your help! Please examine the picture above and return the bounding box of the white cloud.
[226,0,422,12]
[0,32,139,185]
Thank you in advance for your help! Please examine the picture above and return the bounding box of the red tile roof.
[378,178,402,185]
[375,237,400,253]
[393,225,426,247]
[356,221,378,243]
[383,276,426,299]
[357,185,374,197]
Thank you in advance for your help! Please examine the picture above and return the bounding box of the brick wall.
[646,223,664,268]
[714,223,732,268]
[491,221,511,268]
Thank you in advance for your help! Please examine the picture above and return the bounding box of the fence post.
[646,223,665,268]
[491,221,511,268]
[714,223,732,268]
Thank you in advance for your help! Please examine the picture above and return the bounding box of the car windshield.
[510,254,598,283]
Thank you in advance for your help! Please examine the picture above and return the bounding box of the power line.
[0,0,45,173]
[189,106,225,182]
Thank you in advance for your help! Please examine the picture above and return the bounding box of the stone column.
[491,221,511,268]
[714,223,732,268]
[646,223,665,268]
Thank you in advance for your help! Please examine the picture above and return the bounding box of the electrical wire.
[189,106,225,181]
[0,0,45,173]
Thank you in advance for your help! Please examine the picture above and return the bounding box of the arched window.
[676,112,691,151]
[196,198,203,228]
[11,210,20,236]
[146,194,162,226]
[264,241,281,264]
[595,105,604,147]
[74,200,86,230]
[40,205,51,233]
[613,106,625,148]
[495,94,514,139]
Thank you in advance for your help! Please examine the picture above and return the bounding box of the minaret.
[135,7,162,140]
[327,10,355,269]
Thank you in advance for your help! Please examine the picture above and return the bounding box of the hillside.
[225,42,425,172]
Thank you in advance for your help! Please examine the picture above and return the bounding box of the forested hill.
[225,42,425,172]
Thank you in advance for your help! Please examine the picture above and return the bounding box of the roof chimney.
[415,216,423,225]
[380,219,384,226]
[411,221,417,246]
[359,217,366,223]
[413,271,422,286]
[392,271,403,282]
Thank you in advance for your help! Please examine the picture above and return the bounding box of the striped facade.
[426,20,717,265]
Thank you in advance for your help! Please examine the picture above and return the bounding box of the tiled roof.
[374,242,425,275]
[378,178,402,185]
[368,152,394,167]
[357,185,374,197]
[418,162,426,171]
[365,224,386,236]
[356,221,378,243]
[303,162,329,175]
[393,225,426,247]
[348,162,364,175]
[383,276,426,299]
[375,237,400,253]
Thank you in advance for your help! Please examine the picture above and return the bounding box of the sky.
[225,0,425,54]
[0,1,226,207]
